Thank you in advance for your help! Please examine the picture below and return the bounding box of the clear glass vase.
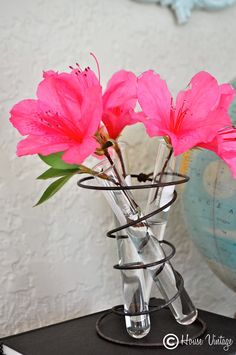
[145,138,176,240]
[144,138,198,325]
[115,219,151,338]
[111,142,151,338]
[94,157,198,327]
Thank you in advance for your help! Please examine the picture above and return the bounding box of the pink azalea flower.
[102,70,140,139]
[199,126,236,178]
[137,70,235,155]
[10,67,103,165]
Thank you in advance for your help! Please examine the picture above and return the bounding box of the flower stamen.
[90,52,101,83]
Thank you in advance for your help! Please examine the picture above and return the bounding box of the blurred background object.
[180,79,236,293]
[131,0,236,24]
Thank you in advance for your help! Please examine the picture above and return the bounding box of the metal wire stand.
[78,172,207,348]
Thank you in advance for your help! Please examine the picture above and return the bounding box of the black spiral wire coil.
[0,343,5,355]
[77,172,207,347]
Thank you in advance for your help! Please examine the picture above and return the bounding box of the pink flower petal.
[218,83,236,111]
[102,109,140,139]
[10,100,48,136]
[70,67,99,88]
[62,136,97,165]
[10,66,103,164]
[38,69,102,129]
[80,85,103,136]
[37,71,84,125]
[17,135,71,156]
[103,70,137,110]
[172,109,232,155]
[137,70,172,131]
[102,70,139,138]
[138,70,235,156]
[199,127,236,178]
[175,71,220,119]
[140,118,165,138]
[222,156,236,178]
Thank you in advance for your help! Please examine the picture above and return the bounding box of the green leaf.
[34,175,72,206]
[39,152,80,170]
[37,167,80,180]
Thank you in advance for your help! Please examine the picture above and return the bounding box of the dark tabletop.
[1,301,236,355]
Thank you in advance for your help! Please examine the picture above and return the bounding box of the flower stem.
[114,142,127,178]
[152,147,173,203]
[83,165,118,184]
[104,149,138,210]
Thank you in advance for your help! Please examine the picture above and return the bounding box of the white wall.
[0,0,236,337]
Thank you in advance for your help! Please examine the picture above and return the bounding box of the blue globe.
[181,80,236,292]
